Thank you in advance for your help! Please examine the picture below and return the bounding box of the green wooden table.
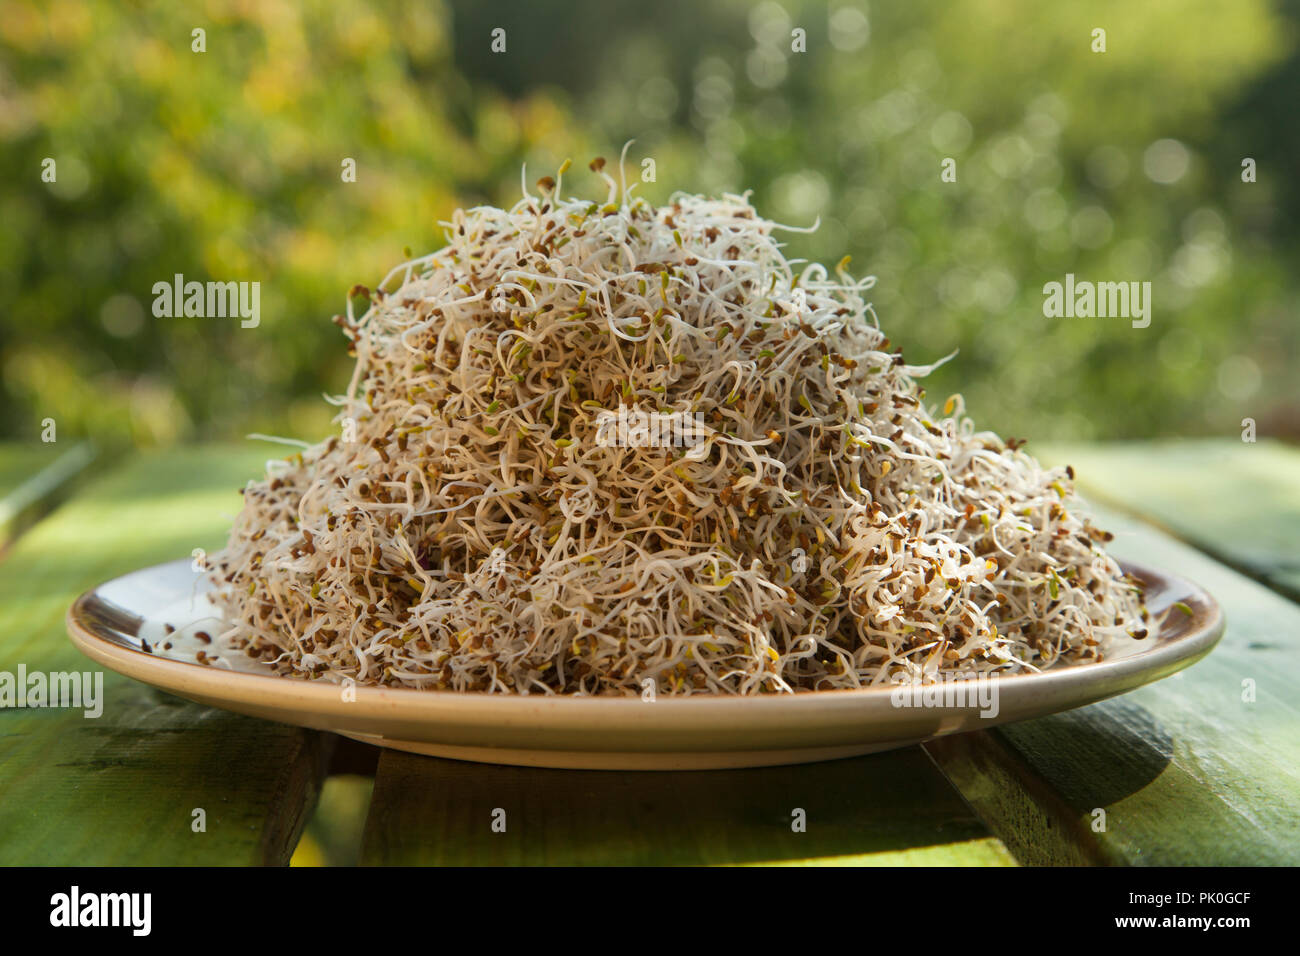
[1,439,1297,866]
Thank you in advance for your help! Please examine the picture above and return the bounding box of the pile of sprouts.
[209,157,1146,695]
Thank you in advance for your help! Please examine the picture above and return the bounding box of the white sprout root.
[209,161,1147,696]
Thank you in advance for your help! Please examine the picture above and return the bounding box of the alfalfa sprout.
[208,157,1144,695]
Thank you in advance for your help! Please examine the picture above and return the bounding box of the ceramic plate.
[66,558,1223,770]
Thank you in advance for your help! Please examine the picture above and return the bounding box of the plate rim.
[66,557,1225,730]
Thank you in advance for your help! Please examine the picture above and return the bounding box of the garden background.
[2,0,1296,452]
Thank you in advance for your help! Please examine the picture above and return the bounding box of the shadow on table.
[926,695,1176,865]
[358,744,1004,866]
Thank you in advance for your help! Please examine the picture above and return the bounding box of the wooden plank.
[0,445,333,865]
[925,502,1300,865]
[361,747,1014,866]
[1038,439,1300,600]
[0,441,97,549]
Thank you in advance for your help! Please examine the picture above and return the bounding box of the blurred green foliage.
[1,0,587,445]
[2,0,1296,447]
